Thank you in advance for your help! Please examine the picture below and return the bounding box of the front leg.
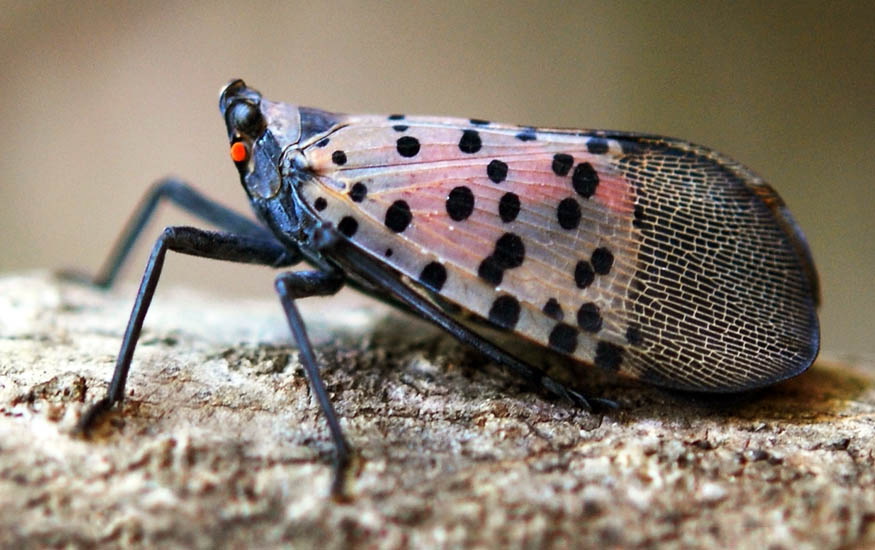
[64,178,299,288]
[75,226,296,433]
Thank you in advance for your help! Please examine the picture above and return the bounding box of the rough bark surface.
[1,272,873,549]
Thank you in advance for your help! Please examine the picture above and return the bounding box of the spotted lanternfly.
[74,79,820,496]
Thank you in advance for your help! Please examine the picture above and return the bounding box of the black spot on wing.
[576,302,602,333]
[572,162,599,198]
[349,182,367,202]
[337,216,358,237]
[591,247,614,275]
[331,150,347,166]
[459,130,482,154]
[487,160,508,183]
[488,295,521,330]
[499,192,520,223]
[385,200,412,232]
[543,298,564,320]
[446,186,475,221]
[493,233,525,269]
[557,198,581,230]
[477,256,504,286]
[552,154,573,176]
[549,323,578,353]
[396,136,420,158]
[419,261,448,292]
[574,261,594,289]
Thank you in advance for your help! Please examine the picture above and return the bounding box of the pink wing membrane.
[300,114,639,372]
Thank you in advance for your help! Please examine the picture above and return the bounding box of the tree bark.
[1,272,873,549]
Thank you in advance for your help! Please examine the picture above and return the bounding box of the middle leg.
[274,269,349,497]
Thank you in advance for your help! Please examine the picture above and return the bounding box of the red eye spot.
[230,141,248,163]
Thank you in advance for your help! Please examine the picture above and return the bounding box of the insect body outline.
[72,79,820,496]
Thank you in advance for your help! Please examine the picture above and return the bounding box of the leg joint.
[274,269,344,299]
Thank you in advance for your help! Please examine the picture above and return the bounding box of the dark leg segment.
[88,178,289,288]
[274,270,350,497]
[75,226,298,433]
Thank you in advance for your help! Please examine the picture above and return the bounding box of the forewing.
[297,113,819,392]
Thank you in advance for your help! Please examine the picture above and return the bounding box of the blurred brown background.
[1,2,872,355]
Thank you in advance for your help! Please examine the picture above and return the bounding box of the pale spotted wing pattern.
[296,113,819,392]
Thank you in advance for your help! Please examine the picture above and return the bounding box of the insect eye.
[228,100,265,138]
[229,141,249,163]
